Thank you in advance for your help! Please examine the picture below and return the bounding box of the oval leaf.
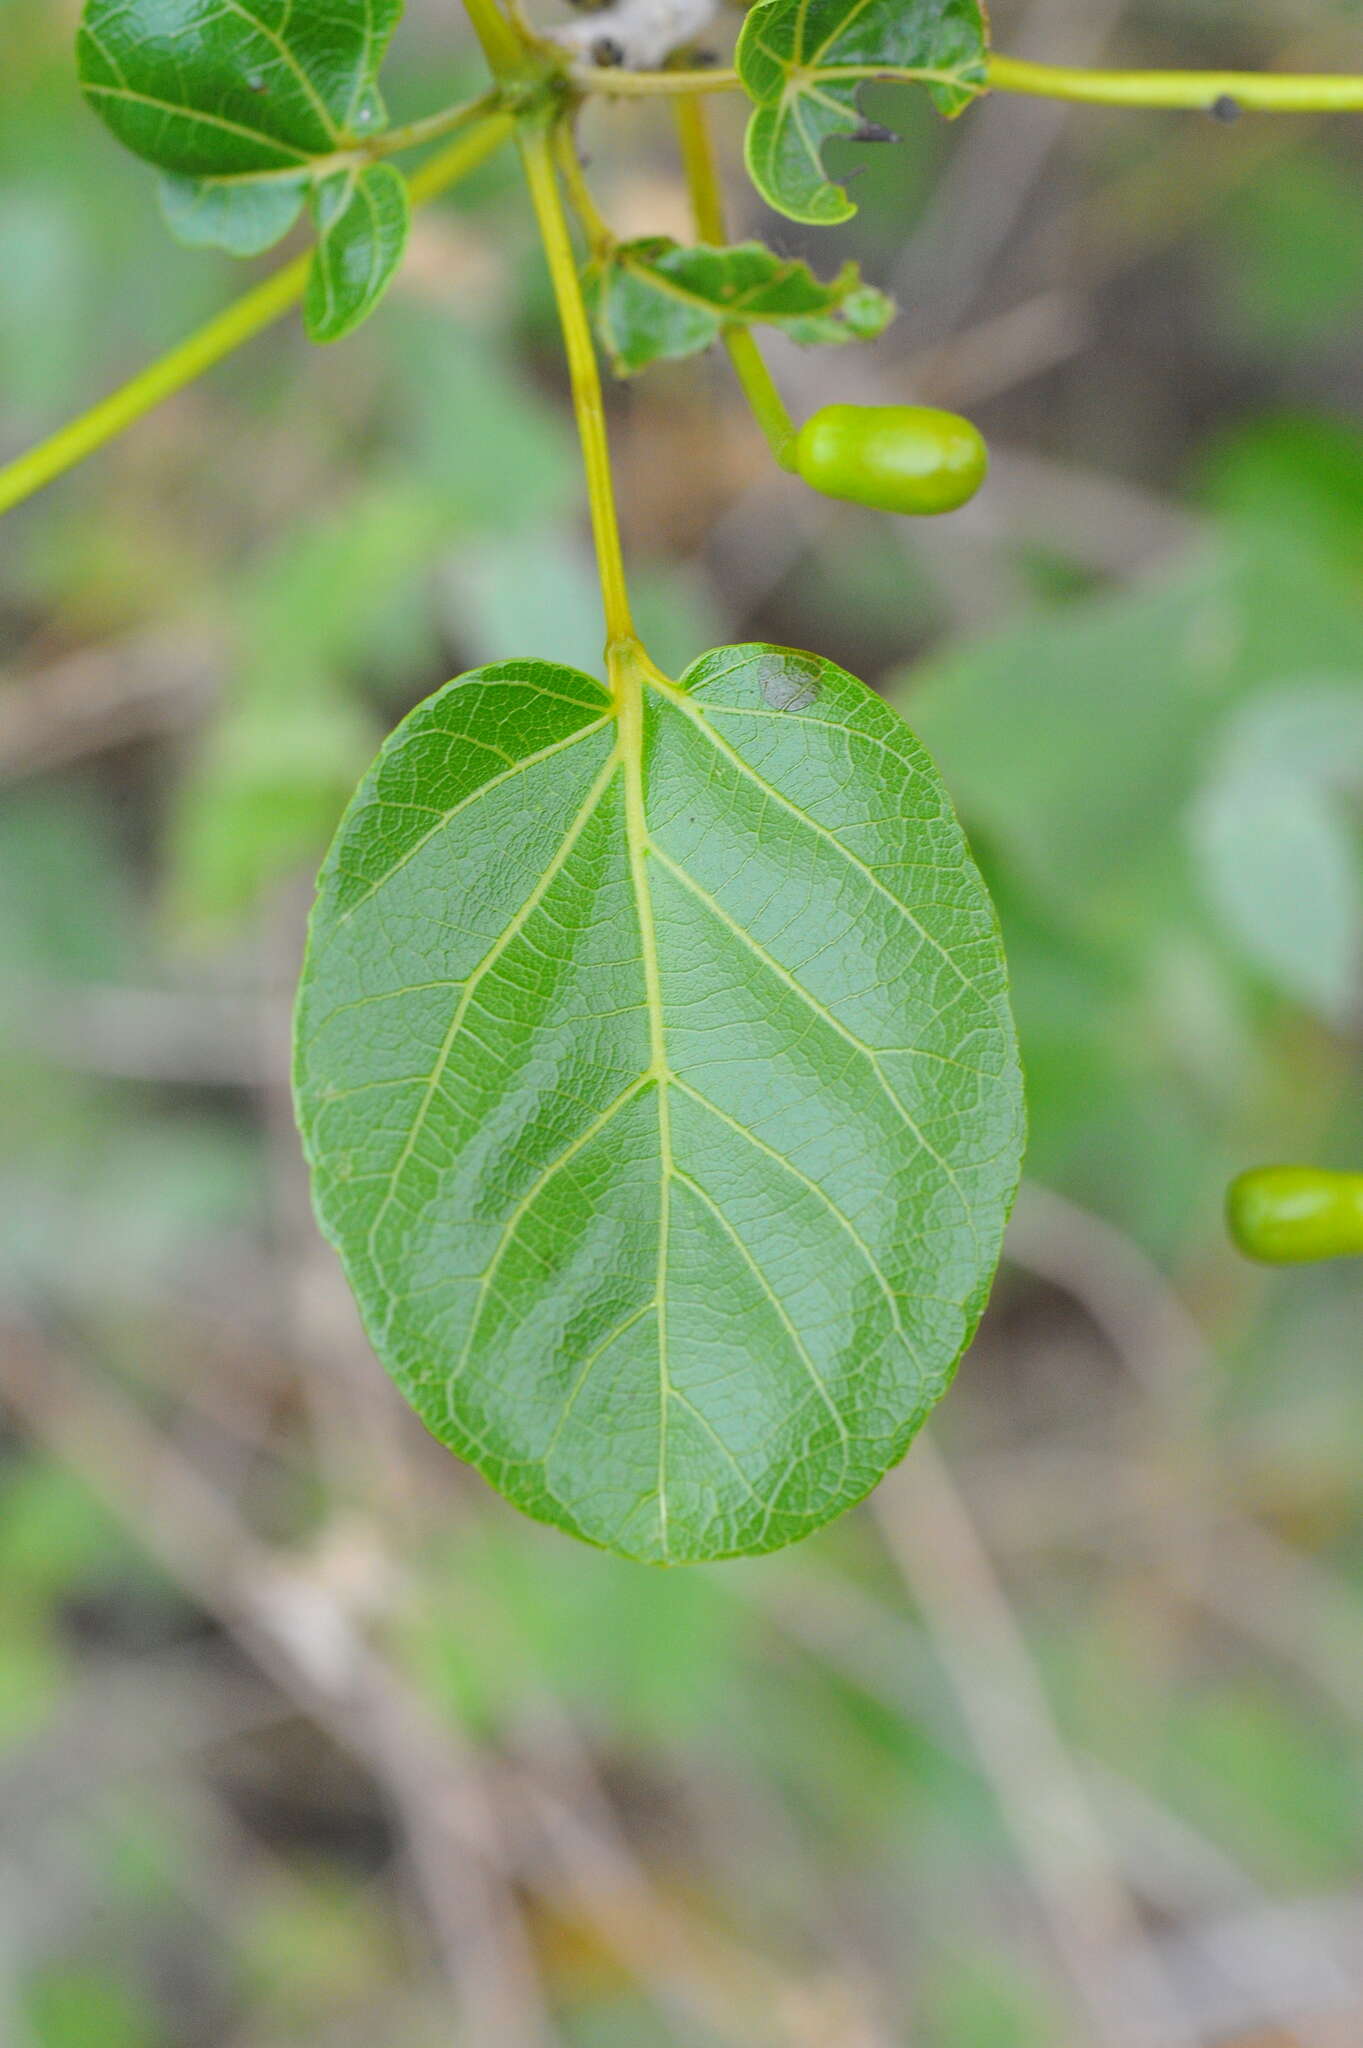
[587,237,894,376]
[294,645,1023,1563]
[77,0,402,177]
[738,0,988,224]
[305,164,410,342]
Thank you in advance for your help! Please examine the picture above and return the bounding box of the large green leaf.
[77,0,402,178]
[304,163,409,341]
[294,644,1022,1563]
[586,237,893,376]
[738,0,988,224]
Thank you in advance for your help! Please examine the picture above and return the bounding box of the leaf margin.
[304,161,411,343]
[294,642,1024,1564]
[737,0,991,225]
[586,235,895,375]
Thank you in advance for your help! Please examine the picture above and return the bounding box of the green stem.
[552,123,615,262]
[460,0,526,81]
[404,112,513,202]
[722,328,798,472]
[673,92,727,242]
[987,51,1363,112]
[673,95,798,473]
[573,65,741,99]
[378,88,506,157]
[194,89,506,188]
[0,114,514,520]
[572,52,1363,114]
[518,121,635,647]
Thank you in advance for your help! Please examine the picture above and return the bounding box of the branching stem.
[379,89,510,158]
[15,12,1363,522]
[673,95,798,473]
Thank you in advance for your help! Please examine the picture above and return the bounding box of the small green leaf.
[738,0,988,224]
[77,0,402,178]
[587,237,894,375]
[305,164,410,342]
[159,172,307,255]
[294,644,1023,1563]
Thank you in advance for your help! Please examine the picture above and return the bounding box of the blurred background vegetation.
[3,0,1363,2041]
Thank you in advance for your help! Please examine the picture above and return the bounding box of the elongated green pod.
[1227,1166,1363,1264]
[796,405,988,517]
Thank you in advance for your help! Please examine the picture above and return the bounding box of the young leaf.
[159,173,307,256]
[305,165,410,343]
[77,0,402,178]
[294,644,1023,1564]
[738,0,988,224]
[587,237,894,376]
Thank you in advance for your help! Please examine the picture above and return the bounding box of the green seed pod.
[1226,1166,1363,1265]
[795,404,989,517]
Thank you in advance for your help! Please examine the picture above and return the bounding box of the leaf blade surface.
[295,646,1022,1561]
[588,237,893,375]
[738,0,988,223]
[305,163,410,341]
[77,0,401,177]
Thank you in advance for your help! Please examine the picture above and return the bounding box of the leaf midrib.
[82,79,317,164]
[618,670,676,1559]
[615,249,847,329]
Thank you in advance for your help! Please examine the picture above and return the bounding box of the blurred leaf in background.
[1218,152,1363,352]
[1190,681,1363,1027]
[22,1965,162,2048]
[400,1523,739,1745]
[893,514,1363,1244]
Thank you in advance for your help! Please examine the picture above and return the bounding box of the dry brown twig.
[0,1316,554,2047]
[752,1554,1362,2048]
[0,1316,875,2046]
[873,1438,1200,2048]
[1007,1182,1363,1733]
[0,627,220,782]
